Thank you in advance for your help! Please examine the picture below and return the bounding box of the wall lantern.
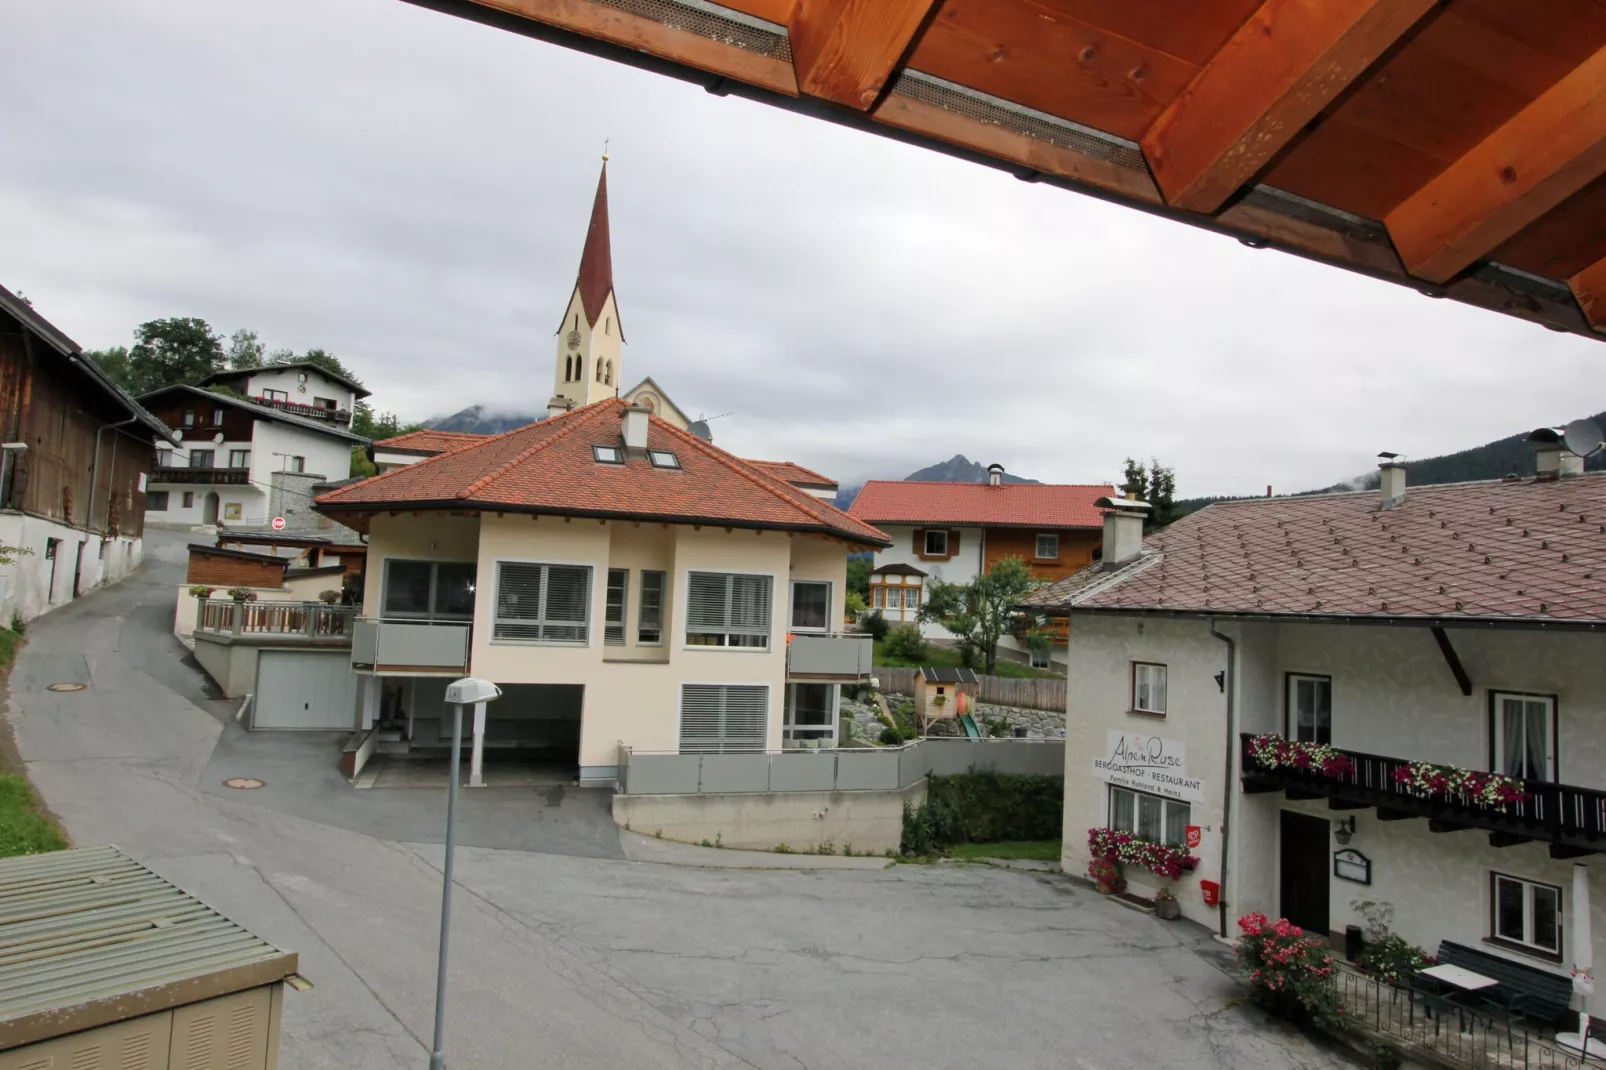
[1333,816,1357,845]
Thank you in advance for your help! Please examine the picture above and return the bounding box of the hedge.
[901,772,1062,855]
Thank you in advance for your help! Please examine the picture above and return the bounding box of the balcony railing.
[351,617,471,675]
[1240,733,1606,853]
[152,466,250,485]
[785,632,873,678]
[253,396,352,424]
[197,599,355,640]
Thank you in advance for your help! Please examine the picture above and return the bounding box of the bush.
[900,796,958,857]
[8,611,23,636]
[1235,913,1342,1030]
[905,772,1062,850]
[882,625,926,662]
[1357,934,1432,985]
[859,610,889,641]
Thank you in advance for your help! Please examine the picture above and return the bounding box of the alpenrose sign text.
[1093,732,1204,803]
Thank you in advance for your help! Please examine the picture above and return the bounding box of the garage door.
[253,650,358,730]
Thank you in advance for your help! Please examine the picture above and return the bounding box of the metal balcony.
[352,618,471,675]
[253,396,353,424]
[785,632,873,679]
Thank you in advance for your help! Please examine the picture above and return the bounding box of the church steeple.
[551,156,624,412]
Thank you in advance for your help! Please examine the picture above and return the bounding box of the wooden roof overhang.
[402,0,1606,341]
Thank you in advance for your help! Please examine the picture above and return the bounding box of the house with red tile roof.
[1026,433,1606,990]
[313,398,888,787]
[371,429,491,473]
[848,464,1113,664]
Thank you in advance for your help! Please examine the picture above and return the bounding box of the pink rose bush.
[1087,827,1198,882]
[1392,761,1530,808]
[1246,735,1356,780]
[1235,912,1343,1028]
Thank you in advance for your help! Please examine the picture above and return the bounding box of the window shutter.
[680,684,768,753]
[687,572,730,630]
[728,575,772,634]
[495,562,544,640]
[913,528,925,554]
[948,529,961,557]
[385,560,433,616]
[543,565,591,641]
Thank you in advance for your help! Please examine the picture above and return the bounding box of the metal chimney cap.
[1095,496,1151,514]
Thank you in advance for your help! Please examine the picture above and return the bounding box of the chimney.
[622,404,651,452]
[986,463,1005,487]
[1094,496,1151,569]
[1528,427,1584,479]
[1377,453,1406,509]
[547,395,573,420]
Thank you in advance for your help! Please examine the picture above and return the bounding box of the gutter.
[1208,620,1236,940]
[1030,605,1606,634]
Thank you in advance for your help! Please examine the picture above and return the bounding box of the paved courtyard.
[2,529,1354,1069]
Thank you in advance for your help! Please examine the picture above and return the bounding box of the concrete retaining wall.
[612,781,926,855]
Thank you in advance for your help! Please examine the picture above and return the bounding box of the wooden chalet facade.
[0,286,177,619]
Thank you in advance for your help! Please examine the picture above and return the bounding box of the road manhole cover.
[223,778,265,790]
[47,683,87,692]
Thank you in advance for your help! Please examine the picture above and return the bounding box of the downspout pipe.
[1209,619,1236,940]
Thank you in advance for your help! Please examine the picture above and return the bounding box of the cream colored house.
[317,398,888,785]
[1029,436,1606,1005]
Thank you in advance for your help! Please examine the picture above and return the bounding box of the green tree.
[85,346,132,391]
[350,400,421,441]
[1121,457,1148,501]
[292,347,363,388]
[1147,459,1178,529]
[124,318,225,395]
[227,328,265,369]
[846,556,870,601]
[920,557,1040,675]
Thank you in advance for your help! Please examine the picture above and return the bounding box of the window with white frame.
[870,586,884,608]
[1492,872,1561,955]
[790,580,830,631]
[903,585,920,612]
[1492,692,1554,782]
[924,529,948,556]
[680,684,768,753]
[686,572,772,648]
[228,449,250,468]
[287,456,305,473]
[383,560,477,620]
[262,389,288,402]
[784,683,835,745]
[1288,674,1332,745]
[1030,646,1050,669]
[638,570,665,644]
[605,568,628,645]
[1132,662,1167,715]
[493,562,591,643]
[883,587,902,612]
[157,449,174,468]
[148,491,170,511]
[1035,533,1059,559]
[1108,786,1190,847]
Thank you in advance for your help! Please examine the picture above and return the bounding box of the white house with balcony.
[1028,433,1606,1042]
[197,361,368,426]
[314,397,887,786]
[139,383,368,528]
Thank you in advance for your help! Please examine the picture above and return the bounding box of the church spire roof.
[573,160,615,330]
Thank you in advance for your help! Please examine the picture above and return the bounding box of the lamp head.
[445,678,502,705]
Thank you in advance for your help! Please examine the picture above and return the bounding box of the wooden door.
[1279,810,1331,938]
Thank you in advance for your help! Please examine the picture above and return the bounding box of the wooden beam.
[1569,256,1606,332]
[1284,788,1326,801]
[1488,832,1533,849]
[788,0,936,110]
[1141,0,1436,213]
[1387,46,1606,283]
[1427,819,1472,834]
[1375,807,1414,822]
[1430,627,1472,697]
[1551,844,1599,860]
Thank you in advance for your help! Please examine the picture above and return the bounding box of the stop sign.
[271,516,285,531]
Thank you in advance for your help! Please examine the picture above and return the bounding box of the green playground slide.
[958,713,982,739]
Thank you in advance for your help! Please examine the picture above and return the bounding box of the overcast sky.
[5,0,1602,497]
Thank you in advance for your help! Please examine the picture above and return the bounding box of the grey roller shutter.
[494,562,593,643]
[494,562,544,641]
[680,685,768,753]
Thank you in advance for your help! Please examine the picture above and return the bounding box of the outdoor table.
[1417,964,1500,1031]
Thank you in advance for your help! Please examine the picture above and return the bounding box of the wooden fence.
[873,667,1066,712]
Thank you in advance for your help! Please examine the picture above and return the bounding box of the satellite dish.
[1564,418,1604,458]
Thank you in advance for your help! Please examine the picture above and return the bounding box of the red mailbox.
[1200,879,1221,907]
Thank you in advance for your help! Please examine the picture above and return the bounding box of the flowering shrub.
[1392,762,1530,807]
[1246,735,1356,779]
[1236,913,1342,1028]
[1356,934,1433,986]
[1087,828,1198,881]
[1087,857,1123,892]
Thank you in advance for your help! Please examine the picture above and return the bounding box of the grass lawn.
[949,840,1062,862]
[0,626,67,859]
[872,640,1061,680]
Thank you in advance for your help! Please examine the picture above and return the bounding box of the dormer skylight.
[593,445,623,465]
[648,450,680,469]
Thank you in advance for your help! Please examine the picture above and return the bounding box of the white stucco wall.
[243,367,358,412]
[249,421,353,499]
[0,513,142,624]
[869,524,983,639]
[1062,611,1606,984]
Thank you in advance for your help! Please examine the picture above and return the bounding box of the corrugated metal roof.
[0,846,297,1049]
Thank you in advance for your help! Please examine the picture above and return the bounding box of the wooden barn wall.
[0,317,155,538]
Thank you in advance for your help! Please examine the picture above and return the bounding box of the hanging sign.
[1185,826,1203,850]
[1333,849,1371,885]
[1092,731,1204,803]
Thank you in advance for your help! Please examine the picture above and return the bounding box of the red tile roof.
[745,459,838,489]
[318,399,889,546]
[1026,474,1606,626]
[849,480,1116,529]
[373,429,490,455]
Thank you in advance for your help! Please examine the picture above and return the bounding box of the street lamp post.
[429,677,501,1070]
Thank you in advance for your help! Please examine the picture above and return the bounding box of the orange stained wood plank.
[1490,174,1606,280]
[1385,45,1606,283]
[789,0,939,109]
[1141,0,1439,213]
[1258,113,1445,221]
[1568,256,1606,331]
[904,0,1200,141]
[463,0,798,95]
[1022,0,1266,68]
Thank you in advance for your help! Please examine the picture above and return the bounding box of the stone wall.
[840,690,1065,741]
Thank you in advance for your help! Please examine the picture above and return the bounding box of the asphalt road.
[5,528,1354,1069]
